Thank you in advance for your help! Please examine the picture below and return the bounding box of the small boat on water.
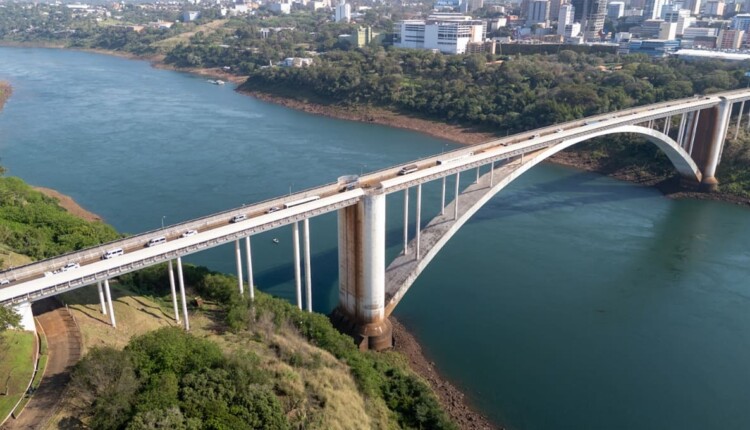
[272,238,280,244]
[207,79,225,85]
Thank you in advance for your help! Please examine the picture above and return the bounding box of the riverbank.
[33,187,103,222]
[391,317,500,430]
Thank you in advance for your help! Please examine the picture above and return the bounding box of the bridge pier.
[96,281,107,316]
[176,257,190,330]
[245,236,255,300]
[332,192,392,351]
[235,239,244,296]
[168,260,180,323]
[303,218,313,312]
[13,301,36,332]
[103,279,116,328]
[691,99,732,191]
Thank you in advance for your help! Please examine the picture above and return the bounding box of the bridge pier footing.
[330,308,393,351]
[700,176,719,192]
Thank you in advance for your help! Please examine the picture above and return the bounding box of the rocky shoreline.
[0,81,11,111]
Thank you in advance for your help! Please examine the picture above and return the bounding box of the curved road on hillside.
[2,299,82,430]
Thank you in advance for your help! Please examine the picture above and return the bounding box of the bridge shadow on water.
[467,169,659,224]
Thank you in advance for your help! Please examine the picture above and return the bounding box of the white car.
[181,229,198,238]
[0,279,10,286]
[230,214,247,223]
[60,262,80,272]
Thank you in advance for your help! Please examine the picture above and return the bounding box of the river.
[2,47,750,430]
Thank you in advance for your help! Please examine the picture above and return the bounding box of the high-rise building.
[570,0,607,40]
[558,2,575,35]
[608,1,624,18]
[703,0,725,16]
[463,0,484,13]
[644,0,667,19]
[528,0,550,24]
[731,13,750,31]
[718,28,744,48]
[549,0,562,23]
[686,0,701,14]
[335,1,351,22]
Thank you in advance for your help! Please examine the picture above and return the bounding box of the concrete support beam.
[440,177,446,216]
[176,257,189,330]
[332,192,391,351]
[415,184,422,260]
[701,99,732,190]
[677,113,688,148]
[303,218,312,312]
[454,172,460,220]
[235,239,244,296]
[689,110,700,155]
[14,301,35,332]
[97,281,107,315]
[490,162,495,187]
[245,236,254,301]
[293,221,302,309]
[168,260,180,323]
[403,188,409,255]
[735,101,745,140]
[475,167,480,184]
[103,279,116,328]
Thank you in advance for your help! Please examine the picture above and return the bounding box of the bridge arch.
[384,125,703,314]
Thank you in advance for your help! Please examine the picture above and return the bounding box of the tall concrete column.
[701,99,732,190]
[168,260,180,323]
[97,281,107,315]
[303,218,312,312]
[735,101,746,139]
[332,192,391,350]
[235,239,244,296]
[403,188,409,255]
[677,113,687,148]
[103,279,116,328]
[415,184,422,260]
[293,222,302,309]
[490,162,495,186]
[440,177,446,215]
[245,237,254,301]
[454,172,461,220]
[176,257,190,330]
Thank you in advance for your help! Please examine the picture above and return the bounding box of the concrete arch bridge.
[2,90,748,350]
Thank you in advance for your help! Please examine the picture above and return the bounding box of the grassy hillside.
[55,267,456,430]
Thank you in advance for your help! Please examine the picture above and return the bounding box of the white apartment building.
[528,0,550,25]
[335,1,351,22]
[558,3,574,36]
[393,15,485,54]
[608,1,625,18]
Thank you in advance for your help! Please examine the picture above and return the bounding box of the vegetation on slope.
[0,174,120,262]
[97,264,457,430]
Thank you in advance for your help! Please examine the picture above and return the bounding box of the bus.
[398,164,419,175]
[284,195,321,209]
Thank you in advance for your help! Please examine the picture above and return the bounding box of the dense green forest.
[241,49,749,132]
[0,175,120,261]
[72,265,456,430]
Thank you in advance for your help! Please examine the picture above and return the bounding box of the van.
[102,248,124,259]
[146,236,167,247]
[0,279,10,286]
[231,214,247,223]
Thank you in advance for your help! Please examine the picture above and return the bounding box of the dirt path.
[3,299,82,430]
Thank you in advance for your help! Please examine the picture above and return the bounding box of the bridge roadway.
[1,89,749,306]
